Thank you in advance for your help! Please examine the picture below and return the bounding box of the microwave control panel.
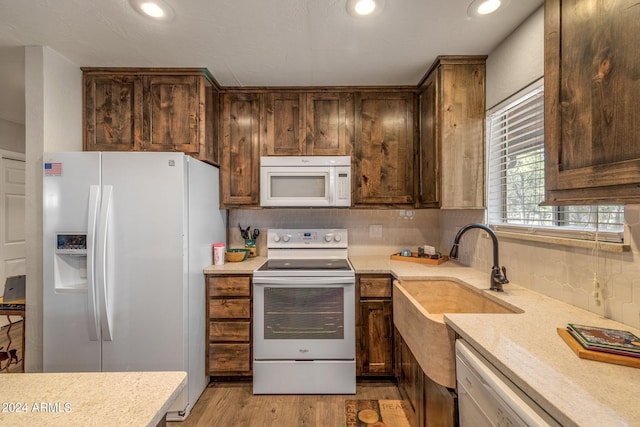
[336,167,351,203]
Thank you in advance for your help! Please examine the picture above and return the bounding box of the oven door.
[253,276,355,360]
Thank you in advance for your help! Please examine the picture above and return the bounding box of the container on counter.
[244,239,257,257]
[213,243,225,265]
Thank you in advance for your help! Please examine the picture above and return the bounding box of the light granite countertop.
[348,256,640,427]
[0,371,186,426]
[203,256,266,275]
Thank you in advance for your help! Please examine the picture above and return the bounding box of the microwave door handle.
[329,168,335,205]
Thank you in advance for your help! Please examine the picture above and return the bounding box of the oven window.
[270,176,326,198]
[264,287,344,340]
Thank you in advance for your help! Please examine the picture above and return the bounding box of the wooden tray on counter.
[389,253,449,265]
[557,328,640,369]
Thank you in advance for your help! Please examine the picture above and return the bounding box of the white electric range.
[252,228,356,394]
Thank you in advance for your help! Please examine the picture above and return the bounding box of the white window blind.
[487,79,624,243]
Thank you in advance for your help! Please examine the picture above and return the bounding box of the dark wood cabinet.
[417,56,486,209]
[357,275,394,377]
[395,329,425,427]
[206,275,252,377]
[220,93,261,207]
[544,0,640,204]
[354,92,416,205]
[83,68,219,165]
[84,74,140,151]
[262,92,306,156]
[395,329,457,427]
[306,92,354,156]
[261,91,354,157]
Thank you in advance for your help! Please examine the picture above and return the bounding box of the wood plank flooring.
[0,319,23,373]
[171,381,403,427]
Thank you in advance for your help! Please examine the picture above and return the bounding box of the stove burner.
[257,258,351,271]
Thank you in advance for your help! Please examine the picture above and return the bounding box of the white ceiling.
[0,0,543,125]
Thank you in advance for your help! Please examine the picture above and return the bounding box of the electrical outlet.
[369,224,383,238]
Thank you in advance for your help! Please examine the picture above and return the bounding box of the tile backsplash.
[439,206,640,329]
[230,209,441,257]
[229,206,640,329]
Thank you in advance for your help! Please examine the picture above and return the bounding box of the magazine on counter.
[567,324,640,357]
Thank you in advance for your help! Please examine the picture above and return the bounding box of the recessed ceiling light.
[129,0,175,21]
[467,0,510,18]
[346,0,385,17]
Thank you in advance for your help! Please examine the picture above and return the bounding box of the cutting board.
[557,328,640,369]
[390,253,448,265]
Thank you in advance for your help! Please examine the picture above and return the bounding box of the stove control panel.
[267,228,348,249]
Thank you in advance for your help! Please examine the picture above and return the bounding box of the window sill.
[495,230,630,253]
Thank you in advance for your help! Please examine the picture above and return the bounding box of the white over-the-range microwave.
[260,156,351,207]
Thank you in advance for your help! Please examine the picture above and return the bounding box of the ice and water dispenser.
[54,233,88,291]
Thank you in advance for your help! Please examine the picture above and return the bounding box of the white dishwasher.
[455,340,561,427]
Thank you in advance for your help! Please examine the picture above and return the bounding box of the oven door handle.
[253,276,354,286]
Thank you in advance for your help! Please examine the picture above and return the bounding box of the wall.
[0,46,26,153]
[0,118,25,153]
[439,7,640,330]
[230,209,442,257]
[485,7,544,109]
[25,46,82,371]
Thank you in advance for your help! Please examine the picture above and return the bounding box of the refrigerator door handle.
[87,185,101,341]
[97,185,114,341]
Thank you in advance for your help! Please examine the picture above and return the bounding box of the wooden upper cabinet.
[82,68,219,165]
[142,75,201,154]
[545,0,640,204]
[261,92,354,156]
[84,74,141,151]
[262,92,306,156]
[418,72,439,207]
[221,93,261,206]
[306,92,354,156]
[354,92,415,205]
[417,56,486,209]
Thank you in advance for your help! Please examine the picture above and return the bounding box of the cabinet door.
[262,92,306,156]
[355,92,415,205]
[418,70,439,207]
[438,61,485,209]
[306,92,354,156]
[395,329,424,427]
[221,93,261,206]
[201,86,220,165]
[545,0,640,204]
[142,75,202,154]
[84,74,142,151]
[359,299,393,376]
[424,375,457,427]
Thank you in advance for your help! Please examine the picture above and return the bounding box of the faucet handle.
[501,266,509,283]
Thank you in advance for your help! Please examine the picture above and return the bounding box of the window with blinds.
[487,79,624,243]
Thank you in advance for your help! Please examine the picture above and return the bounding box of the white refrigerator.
[42,151,226,421]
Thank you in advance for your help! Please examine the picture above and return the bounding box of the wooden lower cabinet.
[206,274,252,377]
[357,275,394,377]
[395,329,458,427]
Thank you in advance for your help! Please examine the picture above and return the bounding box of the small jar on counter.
[213,243,225,265]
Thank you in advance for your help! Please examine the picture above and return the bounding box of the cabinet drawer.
[209,344,251,372]
[209,299,251,319]
[207,276,251,297]
[209,321,251,342]
[360,276,392,298]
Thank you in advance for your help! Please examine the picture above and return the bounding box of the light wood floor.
[0,319,23,373]
[170,381,403,427]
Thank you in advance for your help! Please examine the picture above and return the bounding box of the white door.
[0,153,25,328]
